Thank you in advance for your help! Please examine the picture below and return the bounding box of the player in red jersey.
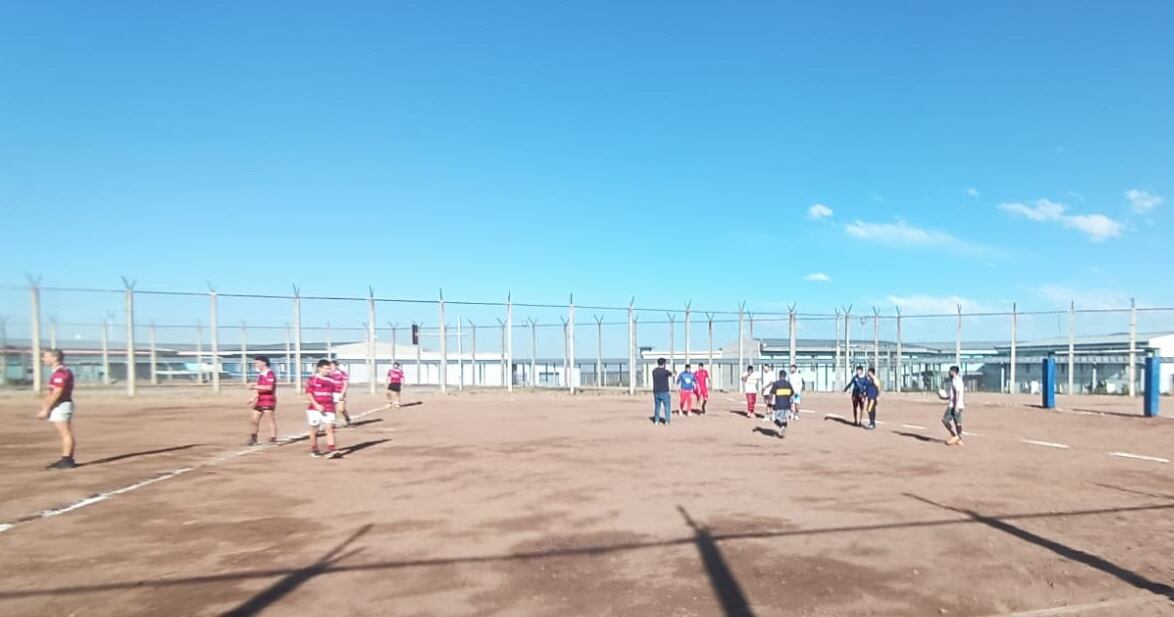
[386,362,405,408]
[329,361,352,427]
[694,362,711,414]
[37,349,77,469]
[306,359,341,458]
[246,355,278,446]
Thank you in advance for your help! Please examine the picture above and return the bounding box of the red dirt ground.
[0,387,1171,616]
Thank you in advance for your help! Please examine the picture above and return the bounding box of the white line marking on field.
[901,424,928,430]
[1109,451,1169,464]
[978,594,1167,616]
[799,409,815,414]
[824,413,845,419]
[0,404,390,535]
[1020,439,1070,449]
[964,432,983,437]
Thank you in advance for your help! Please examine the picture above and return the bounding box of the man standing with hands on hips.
[38,349,77,469]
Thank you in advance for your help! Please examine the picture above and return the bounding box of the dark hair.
[867,367,876,374]
[855,365,864,371]
[393,362,400,368]
[949,365,960,374]
[46,349,64,363]
[657,358,666,366]
[697,362,704,367]
[316,359,332,369]
[746,365,754,371]
[254,355,270,367]
[779,369,787,378]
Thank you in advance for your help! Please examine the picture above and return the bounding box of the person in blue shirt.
[677,364,698,416]
[864,367,882,430]
[843,366,870,426]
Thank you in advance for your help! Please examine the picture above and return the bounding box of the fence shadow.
[333,439,391,459]
[822,416,857,428]
[1089,483,1174,502]
[221,524,372,616]
[678,506,756,617]
[906,494,1174,602]
[891,431,939,444]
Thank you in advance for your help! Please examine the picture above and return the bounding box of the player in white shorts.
[37,349,77,469]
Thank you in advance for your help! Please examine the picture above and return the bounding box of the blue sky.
[2,1,1171,335]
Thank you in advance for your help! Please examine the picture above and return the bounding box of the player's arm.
[339,375,349,395]
[306,383,323,410]
[38,385,63,419]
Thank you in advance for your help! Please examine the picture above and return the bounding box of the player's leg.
[307,411,322,456]
[51,420,76,467]
[324,415,339,457]
[248,409,263,445]
[942,408,959,444]
[866,399,877,429]
[339,397,352,426]
[953,409,964,445]
[263,409,278,442]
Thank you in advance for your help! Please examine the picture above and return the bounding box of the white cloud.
[999,198,1123,242]
[868,192,884,203]
[966,187,980,198]
[1066,191,1086,202]
[804,272,831,282]
[1126,189,1163,214]
[845,219,956,245]
[808,203,833,219]
[1033,283,1141,311]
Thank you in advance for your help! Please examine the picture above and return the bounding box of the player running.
[247,355,278,445]
[677,364,698,416]
[741,365,760,418]
[761,369,794,440]
[760,363,775,421]
[37,350,77,469]
[789,363,804,422]
[940,365,966,446]
[386,362,405,408]
[306,359,342,458]
[329,360,352,427]
[843,366,869,426]
[864,367,881,430]
[694,362,711,414]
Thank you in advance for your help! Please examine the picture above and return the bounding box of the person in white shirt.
[789,363,804,421]
[741,365,760,418]
[940,365,966,446]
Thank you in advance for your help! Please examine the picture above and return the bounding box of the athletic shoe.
[327,450,342,459]
[955,439,965,447]
[267,438,278,444]
[310,450,324,458]
[864,423,876,430]
[247,436,258,446]
[47,457,76,470]
[945,435,961,446]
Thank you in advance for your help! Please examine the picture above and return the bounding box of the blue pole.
[1143,354,1161,417]
[1042,354,1057,409]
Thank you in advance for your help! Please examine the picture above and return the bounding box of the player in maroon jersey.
[306,359,342,458]
[37,349,77,469]
[247,355,278,446]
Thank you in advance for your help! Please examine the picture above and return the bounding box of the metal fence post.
[507,293,514,392]
[283,324,291,384]
[149,321,158,385]
[1010,303,1018,394]
[325,321,332,361]
[1067,301,1075,394]
[498,318,506,388]
[469,321,477,386]
[367,287,377,395]
[788,305,797,368]
[595,314,603,387]
[895,306,903,393]
[123,277,136,397]
[684,301,692,367]
[627,299,635,395]
[872,307,880,371]
[568,294,575,394]
[389,323,397,367]
[439,289,447,394]
[416,322,423,385]
[560,317,568,389]
[102,313,112,386]
[292,286,302,394]
[28,277,42,395]
[955,304,963,369]
[528,318,537,387]
[1129,298,1137,397]
[706,312,714,388]
[49,317,57,350]
[240,322,248,385]
[209,286,221,394]
[737,303,745,379]
[194,320,203,385]
[843,305,852,381]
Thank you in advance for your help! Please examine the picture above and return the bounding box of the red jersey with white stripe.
[255,369,277,407]
[329,369,349,393]
[49,366,74,406]
[306,375,336,412]
[388,367,404,384]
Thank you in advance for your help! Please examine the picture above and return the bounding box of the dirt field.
[0,386,1171,617]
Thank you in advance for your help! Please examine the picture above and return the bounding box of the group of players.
[246,355,409,458]
[33,349,412,469]
[648,358,968,445]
